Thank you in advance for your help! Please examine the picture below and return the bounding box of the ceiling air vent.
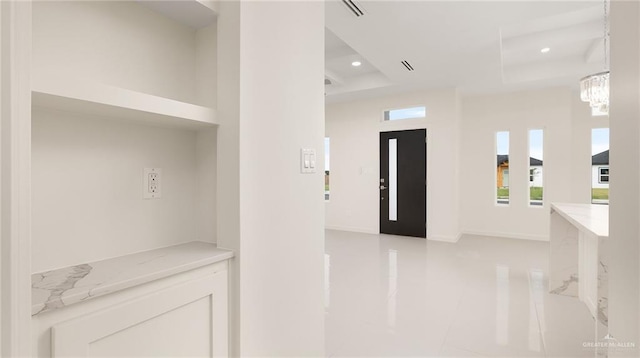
[401,60,415,72]
[342,0,364,17]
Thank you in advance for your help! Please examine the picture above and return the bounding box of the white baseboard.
[325,227,547,242]
[427,234,461,243]
[461,230,549,242]
[324,225,379,235]
[325,227,465,243]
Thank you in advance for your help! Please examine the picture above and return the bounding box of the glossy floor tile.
[324,230,597,357]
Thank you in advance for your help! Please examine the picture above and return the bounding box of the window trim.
[598,166,609,184]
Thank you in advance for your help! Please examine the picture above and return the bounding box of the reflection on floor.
[325,230,597,357]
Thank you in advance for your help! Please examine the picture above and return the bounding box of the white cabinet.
[31,243,232,357]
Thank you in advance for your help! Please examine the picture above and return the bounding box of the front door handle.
[380,185,388,190]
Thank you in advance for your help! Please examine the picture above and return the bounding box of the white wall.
[216,1,241,355]
[326,86,604,242]
[571,95,610,203]
[325,89,461,242]
[460,88,600,241]
[217,1,325,355]
[32,1,200,104]
[608,0,640,353]
[1,2,32,356]
[238,2,325,354]
[195,22,217,108]
[31,108,205,272]
[196,128,217,247]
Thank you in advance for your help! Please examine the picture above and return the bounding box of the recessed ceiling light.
[351,61,362,67]
[540,47,551,54]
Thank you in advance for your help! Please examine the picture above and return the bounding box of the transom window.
[383,106,426,121]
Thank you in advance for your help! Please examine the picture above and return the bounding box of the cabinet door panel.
[52,272,228,357]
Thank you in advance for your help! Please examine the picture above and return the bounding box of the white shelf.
[135,0,219,29]
[32,241,233,316]
[32,77,217,129]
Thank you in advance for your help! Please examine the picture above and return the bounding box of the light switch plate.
[300,149,316,174]
[144,168,162,199]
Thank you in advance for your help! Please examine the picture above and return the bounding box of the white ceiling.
[325,0,607,102]
[324,28,391,91]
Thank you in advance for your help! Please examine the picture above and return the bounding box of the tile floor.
[324,230,598,357]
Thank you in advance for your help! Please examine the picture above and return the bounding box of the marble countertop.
[32,241,233,316]
[551,203,609,239]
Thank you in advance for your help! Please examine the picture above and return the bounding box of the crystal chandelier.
[580,0,609,117]
[580,71,609,116]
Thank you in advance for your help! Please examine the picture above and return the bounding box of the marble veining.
[549,210,580,297]
[598,296,608,326]
[549,203,611,342]
[550,273,578,296]
[32,264,93,315]
[597,243,610,329]
[31,241,233,316]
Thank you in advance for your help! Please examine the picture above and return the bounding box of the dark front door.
[380,129,426,238]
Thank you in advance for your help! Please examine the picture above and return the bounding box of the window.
[503,169,510,187]
[529,129,544,206]
[383,106,426,121]
[388,138,398,221]
[496,131,510,205]
[325,138,330,201]
[591,128,609,204]
[599,167,609,183]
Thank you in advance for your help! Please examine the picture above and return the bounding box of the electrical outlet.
[144,168,162,199]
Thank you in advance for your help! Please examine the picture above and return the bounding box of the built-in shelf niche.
[30,0,219,273]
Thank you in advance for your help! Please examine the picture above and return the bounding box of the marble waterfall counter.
[32,241,234,316]
[549,203,609,335]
